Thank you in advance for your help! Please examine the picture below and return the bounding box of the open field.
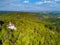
[0,12,60,45]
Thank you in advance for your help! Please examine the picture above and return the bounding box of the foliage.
[0,12,60,45]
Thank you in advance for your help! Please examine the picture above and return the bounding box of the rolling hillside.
[0,12,60,45]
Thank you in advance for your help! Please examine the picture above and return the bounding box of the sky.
[0,0,60,12]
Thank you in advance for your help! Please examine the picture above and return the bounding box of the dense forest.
[0,12,60,45]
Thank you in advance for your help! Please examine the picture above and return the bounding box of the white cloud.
[23,0,29,3]
[35,2,43,5]
[35,0,56,7]
[44,1,53,3]
[10,3,22,6]
[55,0,60,1]
[35,0,56,5]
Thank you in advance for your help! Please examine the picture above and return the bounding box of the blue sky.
[0,0,60,12]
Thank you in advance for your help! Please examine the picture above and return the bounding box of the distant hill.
[0,11,60,14]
